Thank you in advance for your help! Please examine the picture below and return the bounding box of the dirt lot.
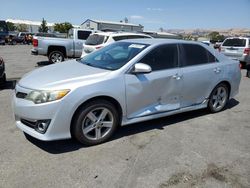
[0,45,250,188]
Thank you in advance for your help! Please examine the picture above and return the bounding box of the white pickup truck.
[31,28,95,63]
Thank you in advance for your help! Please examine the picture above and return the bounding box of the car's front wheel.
[72,100,119,145]
[208,83,229,113]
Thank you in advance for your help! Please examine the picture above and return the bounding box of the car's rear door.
[179,43,222,108]
[125,44,182,119]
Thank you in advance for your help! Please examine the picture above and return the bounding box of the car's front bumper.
[13,84,72,141]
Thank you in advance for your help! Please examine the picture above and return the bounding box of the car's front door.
[125,44,182,119]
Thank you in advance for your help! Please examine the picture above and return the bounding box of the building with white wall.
[81,19,144,32]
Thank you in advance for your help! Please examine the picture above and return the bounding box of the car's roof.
[121,38,204,45]
[91,32,151,37]
[224,37,250,40]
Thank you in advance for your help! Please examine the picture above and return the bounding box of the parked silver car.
[220,37,250,68]
[13,39,241,145]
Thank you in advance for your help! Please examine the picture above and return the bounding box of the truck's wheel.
[49,51,65,63]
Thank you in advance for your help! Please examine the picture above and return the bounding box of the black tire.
[0,73,6,86]
[48,51,65,63]
[72,100,119,146]
[208,83,229,113]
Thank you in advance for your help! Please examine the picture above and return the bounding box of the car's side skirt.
[121,99,208,126]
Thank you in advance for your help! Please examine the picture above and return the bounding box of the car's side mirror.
[132,63,152,74]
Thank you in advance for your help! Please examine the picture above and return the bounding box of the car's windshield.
[223,38,246,47]
[79,42,149,70]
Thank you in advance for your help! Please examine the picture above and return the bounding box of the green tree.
[208,31,225,42]
[17,24,28,32]
[39,18,49,33]
[53,22,73,33]
[183,35,193,40]
[7,22,17,31]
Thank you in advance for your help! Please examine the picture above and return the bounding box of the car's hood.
[18,59,111,90]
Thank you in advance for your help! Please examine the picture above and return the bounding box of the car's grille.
[20,119,36,129]
[16,92,27,99]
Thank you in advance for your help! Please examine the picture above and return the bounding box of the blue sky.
[0,0,249,30]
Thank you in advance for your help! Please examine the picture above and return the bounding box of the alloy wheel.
[81,107,114,141]
[211,86,228,111]
[51,52,63,63]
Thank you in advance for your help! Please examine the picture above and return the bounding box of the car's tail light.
[33,39,38,47]
[243,48,250,55]
[239,62,242,69]
[96,46,103,49]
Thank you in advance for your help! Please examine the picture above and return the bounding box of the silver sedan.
[13,39,241,145]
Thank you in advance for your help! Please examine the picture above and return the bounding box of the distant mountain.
[165,28,250,37]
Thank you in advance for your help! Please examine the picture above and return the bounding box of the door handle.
[214,67,221,73]
[172,74,182,80]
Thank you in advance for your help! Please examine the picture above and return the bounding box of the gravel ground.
[0,45,250,188]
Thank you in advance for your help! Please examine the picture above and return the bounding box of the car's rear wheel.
[72,100,119,145]
[48,51,64,63]
[208,83,229,113]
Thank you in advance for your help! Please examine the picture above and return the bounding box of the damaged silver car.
[13,39,241,145]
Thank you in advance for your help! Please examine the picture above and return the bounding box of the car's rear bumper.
[223,53,250,63]
[31,49,38,55]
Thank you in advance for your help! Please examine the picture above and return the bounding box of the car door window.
[140,44,178,71]
[181,44,217,67]
[78,31,92,40]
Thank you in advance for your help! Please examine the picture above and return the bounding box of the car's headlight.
[25,89,70,104]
